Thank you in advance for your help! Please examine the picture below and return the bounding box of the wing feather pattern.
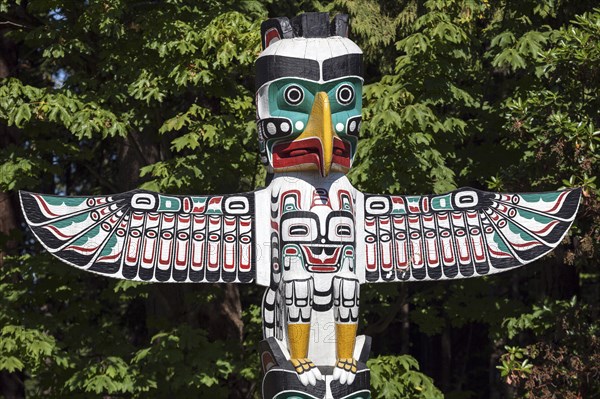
[361,187,581,283]
[20,189,255,283]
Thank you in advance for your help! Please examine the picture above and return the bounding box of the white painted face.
[279,187,356,273]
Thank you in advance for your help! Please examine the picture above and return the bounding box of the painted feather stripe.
[65,210,131,268]
[24,193,127,227]
[486,207,562,247]
[487,205,563,243]
[44,224,77,239]
[43,205,125,253]
[123,213,251,282]
[32,194,64,217]
[22,190,256,283]
[365,188,581,283]
[483,213,536,264]
[492,190,577,222]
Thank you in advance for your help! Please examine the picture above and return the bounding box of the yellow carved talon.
[335,358,357,374]
[290,358,317,375]
[333,358,358,385]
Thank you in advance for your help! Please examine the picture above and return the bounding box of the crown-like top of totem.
[255,12,363,177]
[259,13,351,49]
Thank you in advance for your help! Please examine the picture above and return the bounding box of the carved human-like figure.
[262,179,361,386]
[20,12,581,399]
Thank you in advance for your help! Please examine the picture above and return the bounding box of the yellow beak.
[294,92,336,176]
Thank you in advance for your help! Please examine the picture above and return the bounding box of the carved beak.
[271,92,351,176]
[293,92,336,176]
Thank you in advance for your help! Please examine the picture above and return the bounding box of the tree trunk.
[0,31,26,399]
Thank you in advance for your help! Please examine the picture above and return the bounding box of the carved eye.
[336,84,354,105]
[336,225,352,236]
[327,217,354,242]
[289,224,309,237]
[284,85,304,106]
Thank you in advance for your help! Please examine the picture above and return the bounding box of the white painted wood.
[354,190,366,284]
[254,187,272,287]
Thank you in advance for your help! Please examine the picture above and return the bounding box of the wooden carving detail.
[20,190,255,283]
[362,188,581,283]
[20,12,581,399]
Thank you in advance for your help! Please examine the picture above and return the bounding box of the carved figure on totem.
[20,12,581,399]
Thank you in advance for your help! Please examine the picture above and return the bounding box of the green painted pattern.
[516,208,553,224]
[491,232,512,254]
[40,195,86,207]
[341,244,355,266]
[517,191,562,203]
[273,392,319,399]
[406,196,420,212]
[52,213,90,228]
[341,199,352,211]
[71,225,101,245]
[189,197,208,213]
[390,205,407,215]
[284,202,298,212]
[265,77,363,158]
[98,234,118,256]
[431,194,453,211]
[342,391,371,399]
[507,221,537,243]
[158,195,181,212]
[282,195,300,212]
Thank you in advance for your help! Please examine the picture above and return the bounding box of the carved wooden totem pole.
[20,12,581,399]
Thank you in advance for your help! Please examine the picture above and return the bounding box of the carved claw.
[290,358,323,386]
[332,358,357,385]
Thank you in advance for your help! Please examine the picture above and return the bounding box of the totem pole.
[20,12,581,399]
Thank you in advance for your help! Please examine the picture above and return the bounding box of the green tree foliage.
[0,0,598,398]
[368,355,443,399]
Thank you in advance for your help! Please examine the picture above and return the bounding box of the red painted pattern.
[33,194,60,217]
[272,137,351,173]
[175,240,189,269]
[530,220,559,235]
[44,225,76,239]
[391,196,406,213]
[545,191,568,213]
[239,244,251,271]
[302,246,341,266]
[264,27,280,47]
[309,266,337,272]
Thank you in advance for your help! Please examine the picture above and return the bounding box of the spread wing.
[20,190,255,283]
[359,187,581,283]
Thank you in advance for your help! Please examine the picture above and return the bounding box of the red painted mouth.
[308,265,337,272]
[301,245,342,273]
[272,137,352,173]
[272,137,323,170]
[332,138,351,170]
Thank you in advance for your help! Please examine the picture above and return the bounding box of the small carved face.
[279,189,355,273]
